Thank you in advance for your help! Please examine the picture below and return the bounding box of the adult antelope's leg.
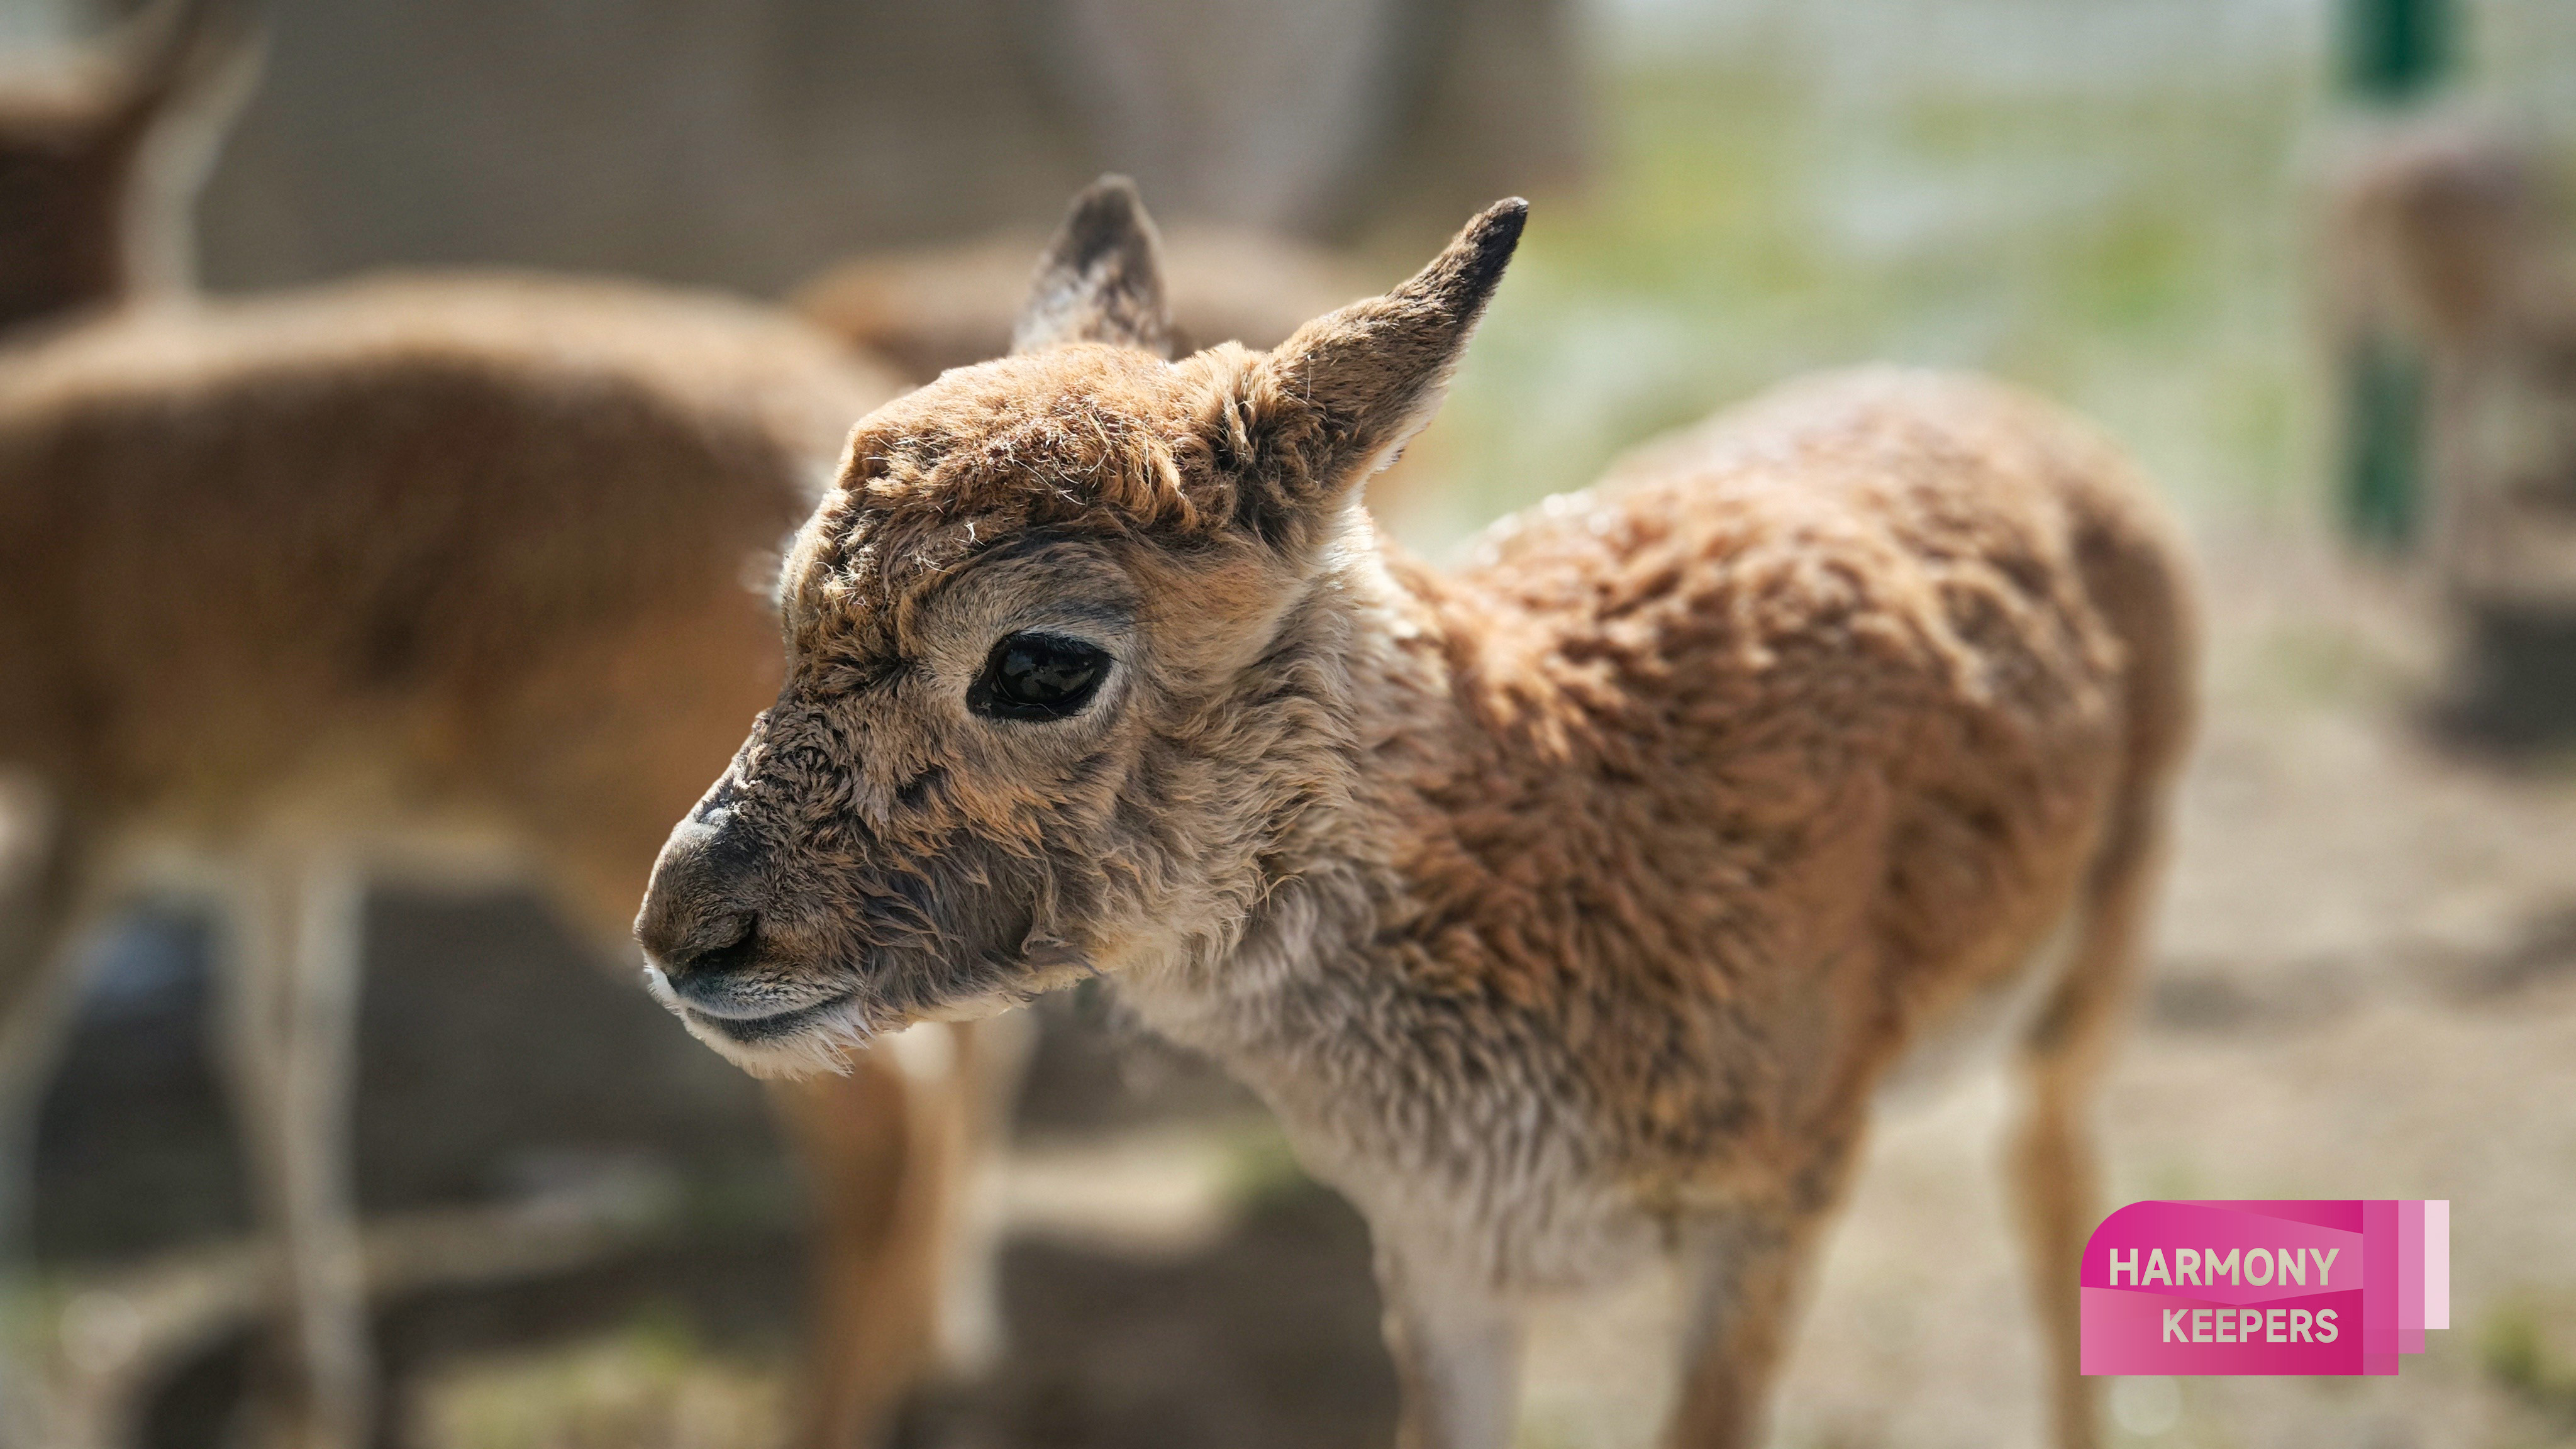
[928,1011,1034,1379]
[216,850,372,1449]
[0,782,99,1249]
[770,1023,978,1449]
[0,785,106,1449]
[1663,1198,1840,1449]
[2010,795,2166,1449]
[541,833,1016,1446]
[1376,1241,1526,1449]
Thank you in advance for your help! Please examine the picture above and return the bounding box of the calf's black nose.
[635,810,768,980]
[651,908,759,977]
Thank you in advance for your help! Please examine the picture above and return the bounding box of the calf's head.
[635,177,1524,1075]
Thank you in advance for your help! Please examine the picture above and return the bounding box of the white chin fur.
[640,960,884,1080]
[638,960,1087,1076]
[678,997,882,1079]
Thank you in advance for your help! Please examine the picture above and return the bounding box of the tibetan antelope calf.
[0,10,1016,1446]
[637,180,2196,1449]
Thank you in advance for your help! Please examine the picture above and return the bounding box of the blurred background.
[2,0,2575,1446]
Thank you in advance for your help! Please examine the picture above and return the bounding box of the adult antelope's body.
[640,182,2196,1448]
[0,277,1013,1449]
[0,11,1009,1446]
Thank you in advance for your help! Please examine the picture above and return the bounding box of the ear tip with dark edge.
[1070,174,1143,219]
[1053,175,1160,271]
[1446,197,1528,296]
[1016,175,1173,357]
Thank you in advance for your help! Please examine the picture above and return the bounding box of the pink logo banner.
[2080,1199,2448,1376]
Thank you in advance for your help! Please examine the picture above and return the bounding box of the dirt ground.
[16,521,2576,1448]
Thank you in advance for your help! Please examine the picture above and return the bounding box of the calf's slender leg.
[1662,1197,1843,1449]
[1377,1243,1526,1449]
[2009,795,2165,1449]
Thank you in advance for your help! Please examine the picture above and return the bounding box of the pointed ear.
[1011,175,1175,358]
[1236,198,1525,525]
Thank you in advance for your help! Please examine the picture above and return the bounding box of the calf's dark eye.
[971,633,1110,721]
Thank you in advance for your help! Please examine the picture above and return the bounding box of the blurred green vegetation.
[2479,1301,2576,1430]
[1384,0,2576,557]
[1390,22,2328,553]
[415,1307,786,1449]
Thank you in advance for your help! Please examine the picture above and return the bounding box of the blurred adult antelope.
[0,8,1011,1447]
[2328,125,2576,740]
[638,179,2197,1449]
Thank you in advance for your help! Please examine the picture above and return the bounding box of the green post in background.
[2343,338,2428,551]
[2344,0,2451,103]
[2336,0,2455,553]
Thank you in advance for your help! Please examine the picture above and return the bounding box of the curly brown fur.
[640,195,2196,1449]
